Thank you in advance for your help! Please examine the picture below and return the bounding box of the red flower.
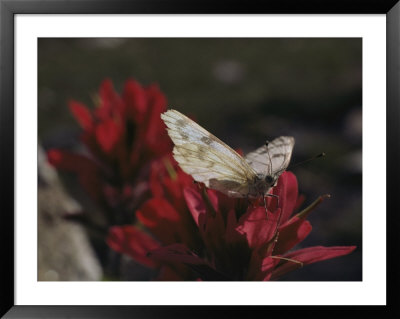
[107,154,203,280]
[47,79,171,224]
[146,171,356,280]
[107,153,355,280]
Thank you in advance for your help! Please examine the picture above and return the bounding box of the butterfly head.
[252,174,277,196]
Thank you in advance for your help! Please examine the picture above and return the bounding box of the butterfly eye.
[265,175,274,184]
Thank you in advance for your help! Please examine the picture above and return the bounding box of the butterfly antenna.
[288,152,326,170]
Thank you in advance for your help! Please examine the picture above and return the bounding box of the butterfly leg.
[263,195,266,208]
[261,194,279,220]
[259,195,270,221]
[264,194,283,242]
[265,193,280,207]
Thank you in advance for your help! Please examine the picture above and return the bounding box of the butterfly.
[161,109,294,202]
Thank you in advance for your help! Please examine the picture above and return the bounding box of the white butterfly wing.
[161,109,257,197]
[245,136,295,176]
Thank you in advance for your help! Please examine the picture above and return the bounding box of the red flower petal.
[136,198,181,244]
[144,85,167,126]
[136,198,178,223]
[107,225,160,268]
[184,186,225,238]
[225,209,244,244]
[95,119,121,153]
[47,149,65,168]
[148,243,203,265]
[236,206,280,250]
[274,194,332,254]
[246,250,282,281]
[100,79,115,101]
[294,194,306,212]
[69,100,93,130]
[183,187,208,227]
[142,85,170,153]
[95,79,125,120]
[184,186,231,263]
[261,257,282,280]
[272,171,298,224]
[155,266,189,281]
[100,79,117,107]
[148,244,228,281]
[123,79,147,122]
[271,245,357,280]
[205,189,219,213]
[149,155,194,212]
[273,219,312,255]
[47,149,95,172]
[47,149,103,200]
[212,190,236,215]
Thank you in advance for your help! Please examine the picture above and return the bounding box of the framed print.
[1,0,399,318]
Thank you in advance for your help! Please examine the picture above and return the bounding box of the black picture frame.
[1,0,399,317]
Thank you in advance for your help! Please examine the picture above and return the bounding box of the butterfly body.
[161,109,294,199]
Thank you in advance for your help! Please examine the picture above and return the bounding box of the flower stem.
[296,194,331,219]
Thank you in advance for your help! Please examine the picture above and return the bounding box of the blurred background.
[38,38,362,281]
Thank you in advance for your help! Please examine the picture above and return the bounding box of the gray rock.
[38,145,102,281]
